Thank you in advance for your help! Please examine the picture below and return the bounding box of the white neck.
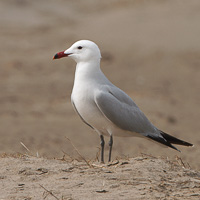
[73,59,110,88]
[75,60,101,79]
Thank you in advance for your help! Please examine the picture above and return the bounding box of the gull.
[53,40,193,163]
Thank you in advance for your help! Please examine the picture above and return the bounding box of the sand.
[0,154,200,200]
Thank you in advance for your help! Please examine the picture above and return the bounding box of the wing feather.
[94,86,156,134]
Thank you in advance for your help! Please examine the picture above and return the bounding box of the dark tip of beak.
[53,53,59,60]
[53,51,72,60]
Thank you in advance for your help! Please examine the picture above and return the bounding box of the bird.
[53,40,193,163]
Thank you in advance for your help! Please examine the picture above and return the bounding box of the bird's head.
[53,40,101,63]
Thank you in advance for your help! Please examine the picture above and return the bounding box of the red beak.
[53,51,72,59]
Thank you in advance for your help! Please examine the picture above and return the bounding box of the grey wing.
[94,86,157,135]
[95,85,185,152]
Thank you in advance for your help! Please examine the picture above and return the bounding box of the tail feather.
[147,134,181,152]
[146,131,193,152]
[160,131,193,147]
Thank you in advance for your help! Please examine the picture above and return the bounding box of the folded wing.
[94,86,156,134]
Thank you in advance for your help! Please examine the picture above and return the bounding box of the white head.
[53,40,101,63]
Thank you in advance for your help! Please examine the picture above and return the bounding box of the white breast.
[70,62,130,137]
[71,81,108,132]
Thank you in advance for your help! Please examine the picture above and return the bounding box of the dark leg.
[108,135,113,162]
[100,135,105,163]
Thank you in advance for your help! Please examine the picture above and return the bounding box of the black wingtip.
[147,134,181,152]
[160,131,193,147]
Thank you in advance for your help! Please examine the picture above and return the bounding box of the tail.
[147,130,193,152]
[160,131,193,146]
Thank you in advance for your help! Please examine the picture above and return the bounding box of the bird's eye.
[77,46,83,49]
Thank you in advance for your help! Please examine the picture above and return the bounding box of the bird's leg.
[100,135,105,163]
[108,135,113,162]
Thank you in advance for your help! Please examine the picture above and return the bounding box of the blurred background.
[0,0,199,169]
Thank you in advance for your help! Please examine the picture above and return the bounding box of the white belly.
[71,82,142,138]
[71,86,109,134]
